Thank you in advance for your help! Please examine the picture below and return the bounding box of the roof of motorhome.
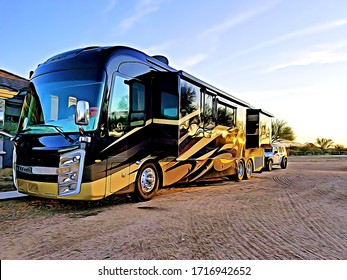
[33,46,175,78]
[34,46,256,109]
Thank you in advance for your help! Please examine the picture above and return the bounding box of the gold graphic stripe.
[102,119,152,153]
[153,109,201,126]
[178,125,226,161]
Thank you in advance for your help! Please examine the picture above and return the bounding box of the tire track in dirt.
[244,200,307,259]
[171,184,267,259]
[230,176,308,259]
[182,180,293,259]
[272,175,347,258]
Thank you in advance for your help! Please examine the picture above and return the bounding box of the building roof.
[0,69,28,99]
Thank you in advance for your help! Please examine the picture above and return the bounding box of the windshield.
[18,69,105,134]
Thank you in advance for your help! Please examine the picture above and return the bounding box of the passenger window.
[180,80,200,117]
[131,82,145,111]
[225,106,235,127]
[204,93,215,129]
[161,91,178,119]
[130,81,146,126]
[217,103,235,127]
[109,76,129,134]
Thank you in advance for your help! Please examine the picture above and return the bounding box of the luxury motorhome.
[0,46,273,201]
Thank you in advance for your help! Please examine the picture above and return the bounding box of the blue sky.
[1,0,347,145]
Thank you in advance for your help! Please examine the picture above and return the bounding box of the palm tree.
[334,144,345,150]
[315,137,334,150]
[271,119,295,143]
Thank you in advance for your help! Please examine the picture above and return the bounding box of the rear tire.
[280,157,288,169]
[234,160,245,182]
[133,162,159,201]
[244,159,253,180]
[267,160,273,171]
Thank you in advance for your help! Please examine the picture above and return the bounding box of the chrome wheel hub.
[238,162,244,177]
[141,167,156,193]
[247,162,252,175]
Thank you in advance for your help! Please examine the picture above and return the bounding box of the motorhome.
[0,46,273,201]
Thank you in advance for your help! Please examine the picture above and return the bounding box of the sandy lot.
[0,156,346,260]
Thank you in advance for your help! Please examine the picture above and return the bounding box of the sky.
[1,0,347,145]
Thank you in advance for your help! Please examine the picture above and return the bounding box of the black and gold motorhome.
[1,46,273,201]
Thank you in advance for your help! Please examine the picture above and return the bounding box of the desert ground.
[0,156,346,260]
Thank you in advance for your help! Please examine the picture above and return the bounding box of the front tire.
[280,157,288,169]
[133,162,159,201]
[267,160,273,171]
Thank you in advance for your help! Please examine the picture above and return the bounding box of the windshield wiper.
[34,124,75,143]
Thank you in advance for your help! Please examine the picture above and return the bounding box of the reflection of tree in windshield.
[19,87,44,131]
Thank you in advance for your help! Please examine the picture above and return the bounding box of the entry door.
[106,72,150,193]
[107,74,131,193]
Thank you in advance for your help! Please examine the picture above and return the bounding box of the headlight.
[58,149,85,196]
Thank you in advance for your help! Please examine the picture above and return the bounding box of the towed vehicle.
[264,143,288,171]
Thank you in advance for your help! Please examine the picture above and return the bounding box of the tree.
[334,144,345,150]
[271,119,295,143]
[315,137,334,150]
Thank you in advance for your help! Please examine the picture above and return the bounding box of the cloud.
[198,1,280,43]
[232,18,347,61]
[102,0,117,14]
[143,39,183,55]
[142,1,279,70]
[267,41,347,71]
[180,53,208,69]
[120,0,161,31]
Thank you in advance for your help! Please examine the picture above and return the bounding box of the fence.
[289,150,347,156]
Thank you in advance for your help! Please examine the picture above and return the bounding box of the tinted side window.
[217,102,235,127]
[131,82,145,111]
[204,93,215,129]
[180,80,201,117]
[161,91,178,119]
[109,75,129,134]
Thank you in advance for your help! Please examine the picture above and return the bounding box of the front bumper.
[17,178,106,200]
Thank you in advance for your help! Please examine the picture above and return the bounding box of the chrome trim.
[58,149,86,196]
[140,167,156,193]
[16,165,68,175]
[79,136,91,143]
[75,100,90,126]
[32,145,80,153]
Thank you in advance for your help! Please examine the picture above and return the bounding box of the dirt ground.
[0,156,346,260]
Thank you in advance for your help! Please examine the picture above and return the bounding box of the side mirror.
[75,100,90,126]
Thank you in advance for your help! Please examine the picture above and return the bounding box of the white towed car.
[264,144,288,171]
